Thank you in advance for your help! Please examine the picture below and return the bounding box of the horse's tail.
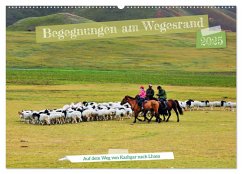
[175,100,183,115]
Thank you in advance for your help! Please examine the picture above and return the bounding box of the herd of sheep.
[18,99,236,125]
[179,99,236,111]
[18,101,133,125]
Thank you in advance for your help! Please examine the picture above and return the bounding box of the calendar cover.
[6,6,236,168]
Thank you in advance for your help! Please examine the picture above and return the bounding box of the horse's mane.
[125,95,136,100]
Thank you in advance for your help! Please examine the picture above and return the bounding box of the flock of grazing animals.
[178,99,236,111]
[18,101,133,125]
[18,99,236,125]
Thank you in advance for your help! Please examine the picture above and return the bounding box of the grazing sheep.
[38,114,50,125]
[63,110,82,124]
[197,100,210,110]
[185,99,195,111]
[62,104,70,111]
[115,108,126,121]
[223,101,236,111]
[48,111,65,124]
[183,99,236,111]
[82,109,93,121]
[19,100,236,126]
[125,108,133,118]
[178,101,187,111]
[18,110,32,121]
[207,101,221,110]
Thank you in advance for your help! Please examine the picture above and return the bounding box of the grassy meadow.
[7,84,236,168]
[6,30,236,168]
[7,32,236,73]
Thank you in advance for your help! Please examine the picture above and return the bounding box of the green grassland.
[7,68,236,87]
[6,84,236,168]
[6,31,236,87]
[7,32,236,73]
[6,30,236,168]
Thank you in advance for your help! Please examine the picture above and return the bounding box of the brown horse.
[159,99,183,122]
[121,95,161,123]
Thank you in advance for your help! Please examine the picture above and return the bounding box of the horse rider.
[138,86,146,108]
[156,85,168,111]
[146,84,154,100]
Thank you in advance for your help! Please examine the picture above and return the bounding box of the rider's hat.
[157,85,161,89]
[140,86,144,89]
[149,84,152,87]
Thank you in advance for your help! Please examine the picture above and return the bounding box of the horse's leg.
[148,116,153,123]
[158,109,164,121]
[163,113,166,121]
[153,106,161,123]
[133,110,143,123]
[155,112,161,123]
[137,112,143,122]
[166,110,171,122]
[133,112,138,123]
[159,109,165,121]
[174,108,180,122]
[155,115,158,122]
[154,112,158,122]
[148,112,155,123]
[152,111,158,122]
[143,110,148,122]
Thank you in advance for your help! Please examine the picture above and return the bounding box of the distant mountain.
[7,13,94,31]
[6,7,236,31]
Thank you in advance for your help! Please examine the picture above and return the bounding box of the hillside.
[7,13,94,31]
[6,31,236,87]
[6,32,236,72]
[6,7,236,31]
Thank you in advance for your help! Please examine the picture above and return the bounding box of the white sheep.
[62,104,70,110]
[18,110,35,124]
[224,102,236,111]
[82,109,93,121]
[207,101,221,110]
[64,110,82,124]
[48,111,65,124]
[39,114,50,125]
[178,101,187,111]
[124,108,133,118]
[97,108,109,121]
[115,108,126,121]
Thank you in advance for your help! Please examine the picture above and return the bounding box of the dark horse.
[159,99,183,122]
[121,95,161,123]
